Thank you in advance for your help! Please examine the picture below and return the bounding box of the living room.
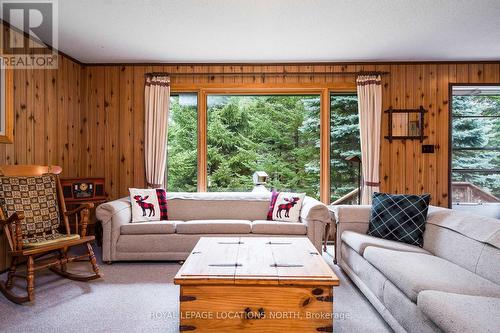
[0,1,499,332]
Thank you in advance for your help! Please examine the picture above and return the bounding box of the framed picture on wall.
[0,60,13,143]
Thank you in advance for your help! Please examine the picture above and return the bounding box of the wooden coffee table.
[174,237,339,332]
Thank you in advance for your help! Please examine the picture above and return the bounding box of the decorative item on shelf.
[384,106,427,142]
[60,178,107,243]
[61,178,106,202]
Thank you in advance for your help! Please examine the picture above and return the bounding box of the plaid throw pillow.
[266,191,279,220]
[156,189,168,220]
[368,192,430,247]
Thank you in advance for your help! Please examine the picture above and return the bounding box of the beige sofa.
[332,205,500,333]
[96,192,330,263]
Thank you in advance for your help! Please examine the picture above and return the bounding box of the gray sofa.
[96,192,330,263]
[332,204,500,333]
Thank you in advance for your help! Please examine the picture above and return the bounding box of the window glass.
[451,89,500,218]
[206,95,320,198]
[167,93,198,192]
[330,94,361,204]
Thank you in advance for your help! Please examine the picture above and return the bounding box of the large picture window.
[167,93,198,191]
[206,95,321,198]
[451,86,500,218]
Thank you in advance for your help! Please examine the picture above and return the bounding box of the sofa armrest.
[331,205,372,264]
[301,196,331,223]
[300,196,331,253]
[96,197,132,262]
[331,205,372,224]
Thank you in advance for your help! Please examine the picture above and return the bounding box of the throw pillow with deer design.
[129,188,168,222]
[269,192,306,223]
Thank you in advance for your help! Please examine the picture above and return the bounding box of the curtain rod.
[144,71,389,77]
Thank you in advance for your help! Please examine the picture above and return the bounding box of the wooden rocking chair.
[0,165,101,304]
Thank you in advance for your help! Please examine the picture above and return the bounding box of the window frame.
[171,83,357,203]
[448,83,500,207]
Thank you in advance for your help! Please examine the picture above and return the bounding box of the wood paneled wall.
[0,51,82,174]
[79,65,360,200]
[0,34,499,271]
[6,60,498,206]
[79,63,500,205]
[0,28,82,270]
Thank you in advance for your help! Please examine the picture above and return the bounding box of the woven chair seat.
[22,233,81,249]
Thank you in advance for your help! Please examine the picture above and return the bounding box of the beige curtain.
[357,75,382,204]
[144,75,170,188]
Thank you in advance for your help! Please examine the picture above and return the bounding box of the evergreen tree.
[330,95,360,202]
[167,95,198,192]
[452,95,500,199]
[206,95,321,198]
[167,94,363,200]
[167,93,500,202]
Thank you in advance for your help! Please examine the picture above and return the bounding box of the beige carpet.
[0,245,391,333]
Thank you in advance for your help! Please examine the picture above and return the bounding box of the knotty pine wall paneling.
[1,59,499,271]
[79,65,151,199]
[0,40,82,271]
[79,63,500,208]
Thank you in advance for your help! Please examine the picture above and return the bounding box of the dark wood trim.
[384,108,428,113]
[447,82,500,208]
[147,71,389,77]
[452,169,500,173]
[449,82,500,86]
[83,60,500,67]
[453,147,500,151]
[384,135,428,140]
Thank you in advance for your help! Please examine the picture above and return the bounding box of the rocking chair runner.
[0,165,101,304]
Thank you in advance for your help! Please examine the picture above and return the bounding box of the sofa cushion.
[476,244,500,285]
[269,192,306,223]
[166,193,271,221]
[368,192,430,247]
[418,290,500,333]
[120,221,179,235]
[175,220,251,234]
[251,220,307,235]
[363,246,500,302]
[129,188,169,222]
[342,230,430,256]
[426,206,500,248]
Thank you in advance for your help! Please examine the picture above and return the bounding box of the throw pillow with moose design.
[268,192,306,223]
[129,188,168,222]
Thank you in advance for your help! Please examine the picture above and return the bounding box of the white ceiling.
[15,0,500,63]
